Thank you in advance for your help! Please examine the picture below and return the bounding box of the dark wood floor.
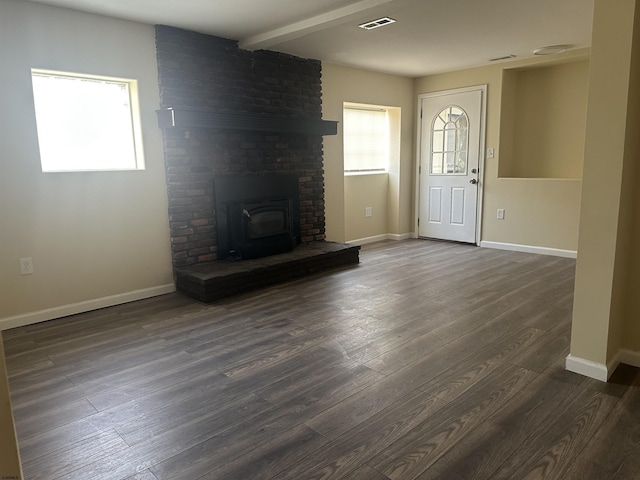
[4,239,640,480]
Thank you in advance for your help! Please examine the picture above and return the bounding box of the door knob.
[469,178,478,185]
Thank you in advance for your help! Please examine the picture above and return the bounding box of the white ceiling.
[22,0,594,77]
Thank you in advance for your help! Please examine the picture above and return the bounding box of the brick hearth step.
[174,241,360,303]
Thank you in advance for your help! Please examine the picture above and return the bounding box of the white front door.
[418,87,485,243]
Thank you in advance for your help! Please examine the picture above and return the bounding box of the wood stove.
[213,175,300,260]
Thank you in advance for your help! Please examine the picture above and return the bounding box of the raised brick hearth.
[175,242,360,303]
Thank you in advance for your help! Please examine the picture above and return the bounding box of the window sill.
[344,171,388,177]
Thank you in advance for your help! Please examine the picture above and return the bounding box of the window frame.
[343,102,391,174]
[30,68,146,173]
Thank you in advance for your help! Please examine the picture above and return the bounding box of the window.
[430,105,468,175]
[31,69,145,172]
[343,103,390,173]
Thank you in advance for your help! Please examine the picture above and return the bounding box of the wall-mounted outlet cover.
[365,207,373,217]
[20,257,34,275]
[497,209,505,220]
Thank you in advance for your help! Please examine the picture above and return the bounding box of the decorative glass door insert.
[430,106,468,175]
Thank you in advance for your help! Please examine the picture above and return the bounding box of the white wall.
[508,61,588,179]
[569,0,640,376]
[415,50,589,254]
[322,63,415,243]
[323,54,586,252]
[0,0,174,329]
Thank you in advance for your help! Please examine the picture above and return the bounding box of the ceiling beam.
[239,0,395,50]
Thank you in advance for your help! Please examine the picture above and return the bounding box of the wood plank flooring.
[3,239,640,480]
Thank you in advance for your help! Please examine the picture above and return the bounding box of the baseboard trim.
[348,232,415,246]
[480,241,577,258]
[565,354,610,382]
[617,348,640,368]
[0,283,176,331]
[566,349,640,382]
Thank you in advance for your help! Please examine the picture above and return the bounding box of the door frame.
[414,85,487,245]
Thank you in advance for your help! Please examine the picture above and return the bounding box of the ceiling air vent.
[359,17,396,30]
[489,54,517,62]
[533,44,571,55]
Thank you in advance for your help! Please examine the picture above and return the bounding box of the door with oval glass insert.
[418,88,484,243]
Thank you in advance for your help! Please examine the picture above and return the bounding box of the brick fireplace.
[154,26,359,301]
[155,25,330,269]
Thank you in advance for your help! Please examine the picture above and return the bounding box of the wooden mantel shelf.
[156,108,338,136]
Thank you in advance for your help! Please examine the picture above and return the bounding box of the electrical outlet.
[497,209,505,220]
[20,257,34,275]
[365,207,372,217]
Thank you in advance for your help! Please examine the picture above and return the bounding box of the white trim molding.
[0,283,176,331]
[347,232,416,246]
[480,241,577,258]
[617,349,640,368]
[565,349,640,382]
[565,354,611,382]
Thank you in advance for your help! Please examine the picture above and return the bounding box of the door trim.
[414,85,487,245]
